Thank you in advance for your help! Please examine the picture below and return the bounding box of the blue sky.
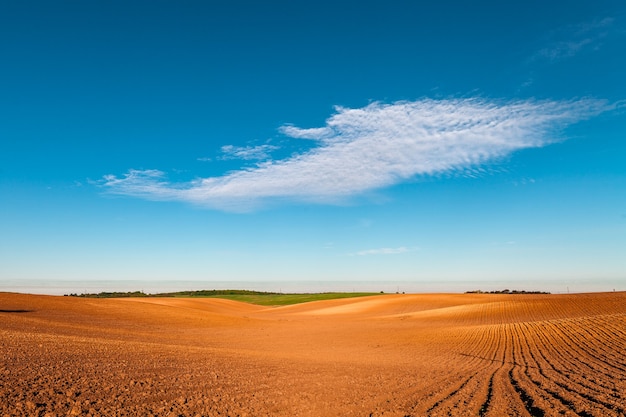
[1,1,625,294]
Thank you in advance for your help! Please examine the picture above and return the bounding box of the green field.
[69,289,381,306]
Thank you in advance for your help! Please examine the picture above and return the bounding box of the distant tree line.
[65,289,281,298]
[465,289,550,294]
[65,290,149,298]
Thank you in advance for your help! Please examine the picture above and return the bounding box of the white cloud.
[351,247,417,256]
[220,144,279,160]
[279,125,332,140]
[102,97,610,211]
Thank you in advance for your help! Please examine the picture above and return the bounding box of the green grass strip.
[69,290,382,306]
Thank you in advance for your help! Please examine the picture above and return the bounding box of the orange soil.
[1,292,625,416]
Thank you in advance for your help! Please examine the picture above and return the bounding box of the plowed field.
[1,291,624,416]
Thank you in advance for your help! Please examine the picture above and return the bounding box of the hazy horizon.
[3,278,624,297]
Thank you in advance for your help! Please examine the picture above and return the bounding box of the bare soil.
[1,291,624,416]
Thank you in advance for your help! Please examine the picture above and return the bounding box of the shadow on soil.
[0,309,34,313]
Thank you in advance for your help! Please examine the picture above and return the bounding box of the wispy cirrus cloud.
[350,247,417,256]
[220,144,279,161]
[102,97,610,211]
[532,17,615,62]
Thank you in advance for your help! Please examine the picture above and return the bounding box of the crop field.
[1,291,624,416]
